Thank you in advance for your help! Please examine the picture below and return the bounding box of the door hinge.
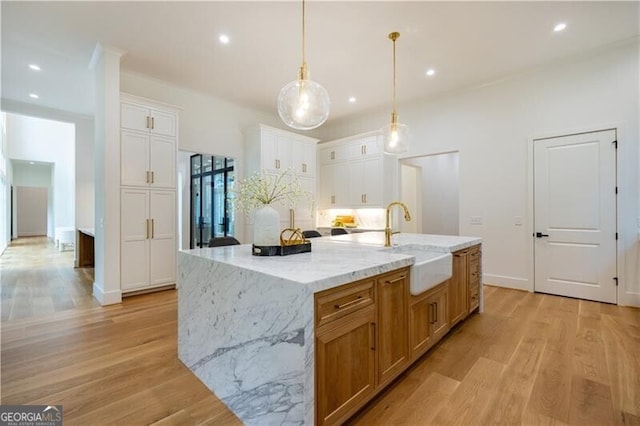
[614,277,618,286]
[612,140,618,148]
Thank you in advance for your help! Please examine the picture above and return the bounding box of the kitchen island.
[177,233,481,425]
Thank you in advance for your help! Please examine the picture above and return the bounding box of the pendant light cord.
[392,35,397,115]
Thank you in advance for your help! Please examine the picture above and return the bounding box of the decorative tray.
[252,228,312,257]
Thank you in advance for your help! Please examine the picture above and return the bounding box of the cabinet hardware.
[429,303,435,324]
[146,116,150,129]
[330,151,335,160]
[331,195,335,204]
[435,302,438,323]
[302,163,307,173]
[275,159,280,169]
[535,232,549,238]
[146,219,150,239]
[384,276,406,285]
[364,194,367,204]
[370,323,376,351]
[151,219,155,239]
[151,171,155,184]
[151,116,155,129]
[146,171,150,183]
[334,296,363,310]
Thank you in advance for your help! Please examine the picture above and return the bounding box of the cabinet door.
[293,140,316,176]
[363,157,383,206]
[275,133,293,171]
[377,269,409,386]
[149,135,176,188]
[318,164,335,209]
[449,249,469,327]
[260,129,279,172]
[149,108,177,137]
[121,103,150,133]
[409,297,433,359]
[348,157,382,207]
[333,163,351,207]
[294,177,315,224]
[149,191,176,286]
[121,131,150,187]
[430,285,450,342]
[316,305,376,426]
[121,189,150,290]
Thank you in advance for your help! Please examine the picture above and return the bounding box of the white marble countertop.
[180,232,481,293]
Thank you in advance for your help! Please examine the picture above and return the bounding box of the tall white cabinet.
[120,94,178,293]
[318,132,397,209]
[244,124,319,235]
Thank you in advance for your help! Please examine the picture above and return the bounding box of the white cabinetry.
[120,93,178,294]
[244,124,319,233]
[318,133,395,209]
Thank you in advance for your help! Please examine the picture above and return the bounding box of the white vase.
[253,204,280,246]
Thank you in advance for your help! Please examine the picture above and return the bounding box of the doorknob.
[535,232,549,238]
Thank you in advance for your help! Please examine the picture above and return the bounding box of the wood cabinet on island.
[177,232,482,425]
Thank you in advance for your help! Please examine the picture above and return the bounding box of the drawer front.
[315,280,375,328]
[470,260,480,279]
[469,245,481,262]
[469,285,480,312]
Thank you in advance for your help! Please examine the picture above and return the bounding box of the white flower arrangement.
[234,168,312,214]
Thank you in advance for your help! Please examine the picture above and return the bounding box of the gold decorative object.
[280,228,308,246]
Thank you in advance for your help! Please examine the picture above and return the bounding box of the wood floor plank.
[568,376,615,425]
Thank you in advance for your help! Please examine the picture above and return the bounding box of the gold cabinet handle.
[145,219,150,239]
[384,275,406,285]
[151,171,154,184]
[151,219,155,239]
[146,116,150,129]
[302,163,307,173]
[151,116,155,129]
[330,151,335,160]
[364,145,367,155]
[334,296,363,310]
[146,171,150,183]
[364,194,367,204]
[331,195,335,204]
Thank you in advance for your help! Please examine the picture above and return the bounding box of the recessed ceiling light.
[29,93,39,99]
[29,64,41,71]
[426,69,436,77]
[348,97,357,103]
[219,34,230,44]
[554,22,567,32]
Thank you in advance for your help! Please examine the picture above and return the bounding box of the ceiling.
[2,1,639,123]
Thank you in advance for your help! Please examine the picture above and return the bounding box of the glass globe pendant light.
[383,32,410,154]
[277,0,330,130]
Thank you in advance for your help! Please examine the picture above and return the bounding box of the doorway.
[189,154,236,248]
[401,152,460,235]
[532,129,617,303]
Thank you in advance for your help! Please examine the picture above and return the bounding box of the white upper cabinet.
[121,102,177,137]
[317,133,396,209]
[244,124,319,176]
[120,95,178,189]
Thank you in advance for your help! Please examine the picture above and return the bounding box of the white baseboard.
[92,282,122,305]
[483,274,531,292]
[619,291,640,308]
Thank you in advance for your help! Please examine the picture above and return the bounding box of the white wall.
[6,114,75,239]
[178,150,193,250]
[404,152,460,235]
[317,40,640,306]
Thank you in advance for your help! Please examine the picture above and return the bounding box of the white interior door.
[533,129,617,303]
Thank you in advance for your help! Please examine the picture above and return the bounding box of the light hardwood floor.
[1,238,639,425]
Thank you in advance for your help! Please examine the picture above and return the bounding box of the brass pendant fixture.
[277,0,330,130]
[383,31,410,154]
